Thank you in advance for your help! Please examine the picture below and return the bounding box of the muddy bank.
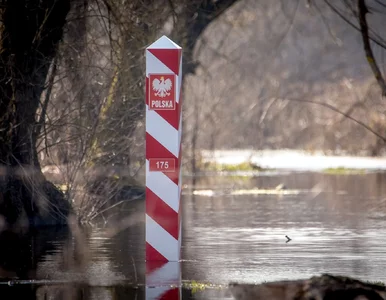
[230,274,386,300]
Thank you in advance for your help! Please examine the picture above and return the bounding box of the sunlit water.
[1,171,386,299]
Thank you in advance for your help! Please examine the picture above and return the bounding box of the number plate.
[149,158,176,172]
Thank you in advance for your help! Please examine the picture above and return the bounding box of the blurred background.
[39,1,386,206]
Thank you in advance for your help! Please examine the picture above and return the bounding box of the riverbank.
[200,149,386,172]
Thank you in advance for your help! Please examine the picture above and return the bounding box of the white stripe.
[146,160,179,212]
[146,105,179,157]
[147,35,181,50]
[146,51,173,76]
[146,214,179,261]
[146,261,181,286]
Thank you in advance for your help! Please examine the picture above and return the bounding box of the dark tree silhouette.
[0,0,72,226]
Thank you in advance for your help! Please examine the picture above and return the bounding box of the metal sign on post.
[145,35,183,299]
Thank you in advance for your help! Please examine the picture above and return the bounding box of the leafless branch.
[283,96,386,143]
[35,56,58,146]
[324,0,386,50]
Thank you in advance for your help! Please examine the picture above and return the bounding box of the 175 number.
[156,161,169,169]
[149,158,175,172]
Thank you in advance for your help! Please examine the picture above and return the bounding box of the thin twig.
[35,56,58,141]
[131,256,138,283]
[282,97,386,143]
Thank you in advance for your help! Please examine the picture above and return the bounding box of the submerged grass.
[323,167,366,175]
[366,280,385,286]
[182,280,226,294]
[200,161,267,172]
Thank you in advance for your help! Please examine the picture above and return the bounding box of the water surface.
[1,171,386,299]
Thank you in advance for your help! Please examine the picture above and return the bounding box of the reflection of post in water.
[146,261,182,299]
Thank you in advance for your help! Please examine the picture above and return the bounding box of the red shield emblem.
[148,74,176,110]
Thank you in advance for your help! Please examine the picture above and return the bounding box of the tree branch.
[324,0,386,50]
[282,96,386,143]
[358,0,386,96]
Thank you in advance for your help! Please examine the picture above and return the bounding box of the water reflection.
[0,283,200,300]
[0,284,145,300]
[0,172,385,299]
[0,226,69,279]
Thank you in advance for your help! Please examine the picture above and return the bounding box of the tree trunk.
[178,0,239,76]
[0,0,72,227]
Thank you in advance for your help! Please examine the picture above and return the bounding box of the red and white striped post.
[145,35,183,299]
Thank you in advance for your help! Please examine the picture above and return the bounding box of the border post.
[145,35,183,299]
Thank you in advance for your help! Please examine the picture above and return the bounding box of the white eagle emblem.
[152,76,172,97]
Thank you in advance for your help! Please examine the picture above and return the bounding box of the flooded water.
[1,171,386,299]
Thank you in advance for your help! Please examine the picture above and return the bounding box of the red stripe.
[155,102,180,130]
[160,288,180,300]
[146,242,168,262]
[148,48,181,75]
[146,188,179,240]
[146,133,179,185]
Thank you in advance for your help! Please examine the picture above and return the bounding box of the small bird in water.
[285,235,292,243]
